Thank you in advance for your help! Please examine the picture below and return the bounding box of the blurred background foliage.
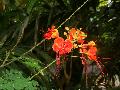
[0,0,120,90]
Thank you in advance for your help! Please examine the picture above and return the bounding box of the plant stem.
[57,0,89,29]
[30,60,56,80]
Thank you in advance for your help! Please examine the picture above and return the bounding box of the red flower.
[79,42,97,61]
[79,44,87,53]
[43,26,59,40]
[52,37,64,54]
[87,47,97,61]
[52,37,73,55]
[77,39,85,44]
[68,28,77,40]
[64,39,73,54]
[67,28,87,44]
[43,32,52,40]
[88,41,96,47]
[80,48,87,54]
[77,31,87,44]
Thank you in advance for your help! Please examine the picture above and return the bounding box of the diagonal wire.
[30,0,90,79]
[57,0,89,29]
[30,0,114,79]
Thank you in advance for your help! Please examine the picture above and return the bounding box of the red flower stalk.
[55,53,61,73]
[52,37,73,75]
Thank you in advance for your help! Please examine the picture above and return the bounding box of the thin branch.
[22,39,45,56]
[0,0,89,78]
[0,17,29,68]
[0,39,45,68]
[11,16,29,51]
[57,0,89,29]
[0,60,15,68]
[30,0,89,79]
[30,60,56,80]
[0,51,10,66]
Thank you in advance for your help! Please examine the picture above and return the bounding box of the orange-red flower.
[67,28,77,40]
[77,31,87,44]
[67,28,87,44]
[52,37,64,54]
[88,41,96,47]
[43,32,52,40]
[79,41,97,61]
[52,37,73,55]
[43,26,59,40]
[64,39,73,54]
[87,47,97,61]
[79,44,88,53]
[87,41,97,61]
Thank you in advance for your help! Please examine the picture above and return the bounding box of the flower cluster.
[43,26,99,74]
[64,27,98,63]
[44,26,74,55]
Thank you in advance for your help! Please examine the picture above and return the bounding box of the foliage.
[0,0,120,89]
[0,69,38,90]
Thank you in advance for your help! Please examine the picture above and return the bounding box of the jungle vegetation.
[0,0,120,90]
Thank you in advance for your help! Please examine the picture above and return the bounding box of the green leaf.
[0,69,39,90]
[26,0,38,14]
